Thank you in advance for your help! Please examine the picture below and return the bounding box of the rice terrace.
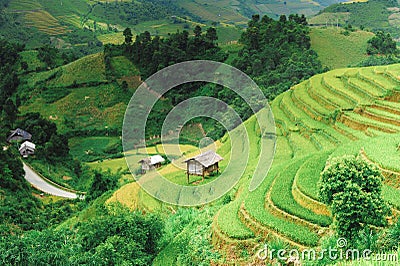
[0,0,399,265]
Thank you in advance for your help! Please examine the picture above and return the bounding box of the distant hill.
[1,0,353,51]
[309,0,400,40]
[175,0,351,24]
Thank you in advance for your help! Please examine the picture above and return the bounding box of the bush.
[319,155,390,242]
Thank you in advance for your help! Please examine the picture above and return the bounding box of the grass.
[347,77,387,98]
[244,162,321,247]
[217,194,254,240]
[16,38,400,254]
[18,53,136,133]
[296,152,331,200]
[19,50,46,72]
[292,81,331,116]
[270,155,332,226]
[310,28,373,69]
[7,0,42,10]
[24,10,69,35]
[324,71,368,104]
[344,112,400,132]
[216,25,242,44]
[308,12,351,26]
[310,74,354,109]
[109,56,140,78]
[69,136,121,162]
[363,134,400,172]
[97,32,124,45]
[366,107,400,121]
[49,53,107,87]
[20,84,127,133]
[382,185,400,210]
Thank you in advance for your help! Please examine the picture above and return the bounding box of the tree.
[193,25,202,38]
[367,31,398,55]
[17,112,57,145]
[205,27,218,44]
[121,80,128,92]
[43,134,69,161]
[123,27,133,44]
[37,45,58,68]
[319,155,389,242]
[3,98,18,125]
[86,170,118,202]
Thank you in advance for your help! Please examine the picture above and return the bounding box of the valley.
[0,0,399,265]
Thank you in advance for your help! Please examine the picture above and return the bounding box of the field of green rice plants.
[344,112,400,132]
[312,75,354,109]
[295,152,331,201]
[366,107,400,121]
[363,134,400,172]
[243,162,320,247]
[270,156,332,226]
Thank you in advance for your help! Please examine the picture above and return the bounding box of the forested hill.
[104,15,324,140]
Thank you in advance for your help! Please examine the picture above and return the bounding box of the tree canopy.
[319,155,390,241]
[233,14,324,99]
[366,31,398,55]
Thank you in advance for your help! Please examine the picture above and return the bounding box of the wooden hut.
[184,150,223,183]
[7,128,32,142]
[139,155,165,174]
[19,141,36,158]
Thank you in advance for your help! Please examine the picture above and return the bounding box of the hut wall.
[205,164,218,174]
[188,161,203,175]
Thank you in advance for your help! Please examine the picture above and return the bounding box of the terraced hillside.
[18,53,138,133]
[211,63,400,261]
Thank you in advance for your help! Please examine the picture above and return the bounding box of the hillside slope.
[309,0,400,39]
[3,0,355,50]
[137,63,400,263]
[211,63,400,258]
[310,27,373,69]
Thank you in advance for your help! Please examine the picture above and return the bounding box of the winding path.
[23,163,79,199]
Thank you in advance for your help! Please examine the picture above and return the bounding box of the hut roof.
[139,155,165,165]
[184,150,223,167]
[19,141,36,152]
[7,128,32,142]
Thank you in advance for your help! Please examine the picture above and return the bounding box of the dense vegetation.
[105,14,325,140]
[234,14,324,99]
[319,155,389,241]
[1,1,400,264]
[0,205,164,265]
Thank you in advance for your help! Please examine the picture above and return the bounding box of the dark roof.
[7,128,32,142]
[184,150,223,167]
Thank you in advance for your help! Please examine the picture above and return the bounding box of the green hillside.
[2,0,359,51]
[309,0,400,39]
[3,2,400,264]
[15,22,399,264]
[209,63,400,259]
[310,27,373,69]
[141,63,400,264]
[18,53,131,133]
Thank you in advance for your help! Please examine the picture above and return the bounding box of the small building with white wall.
[139,155,165,174]
[19,141,36,158]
